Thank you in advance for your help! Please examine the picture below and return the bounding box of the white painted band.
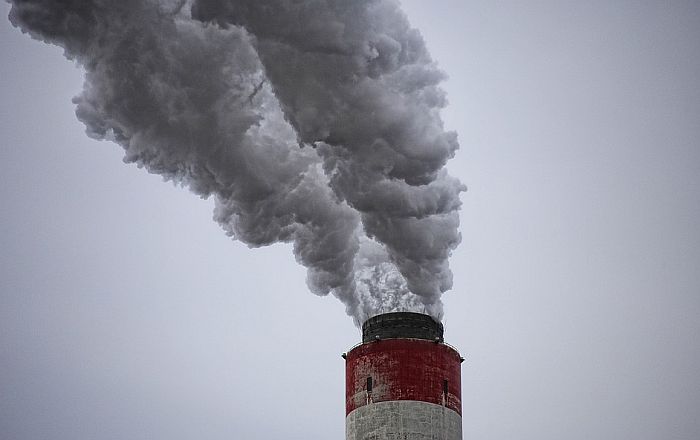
[346,400,462,440]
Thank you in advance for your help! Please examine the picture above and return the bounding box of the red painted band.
[345,339,462,415]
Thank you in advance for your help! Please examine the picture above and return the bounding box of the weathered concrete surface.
[346,339,462,415]
[346,400,462,440]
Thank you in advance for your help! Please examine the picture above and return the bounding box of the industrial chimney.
[344,312,463,439]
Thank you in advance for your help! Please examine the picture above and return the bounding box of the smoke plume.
[8,0,465,325]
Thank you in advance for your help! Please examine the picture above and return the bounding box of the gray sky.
[1,1,699,439]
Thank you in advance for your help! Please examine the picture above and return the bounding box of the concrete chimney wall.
[344,312,463,440]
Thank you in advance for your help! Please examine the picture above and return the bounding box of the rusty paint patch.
[345,339,462,415]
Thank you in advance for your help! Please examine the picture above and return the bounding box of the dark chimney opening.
[362,312,444,343]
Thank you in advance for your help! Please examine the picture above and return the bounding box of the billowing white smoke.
[8,0,464,325]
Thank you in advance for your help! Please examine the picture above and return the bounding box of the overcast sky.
[1,1,699,439]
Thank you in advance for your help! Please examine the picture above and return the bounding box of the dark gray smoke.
[8,0,464,324]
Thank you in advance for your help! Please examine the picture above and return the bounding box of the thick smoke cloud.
[8,0,464,324]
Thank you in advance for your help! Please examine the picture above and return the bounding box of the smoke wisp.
[8,0,464,325]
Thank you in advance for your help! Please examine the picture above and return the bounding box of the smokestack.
[344,312,463,439]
